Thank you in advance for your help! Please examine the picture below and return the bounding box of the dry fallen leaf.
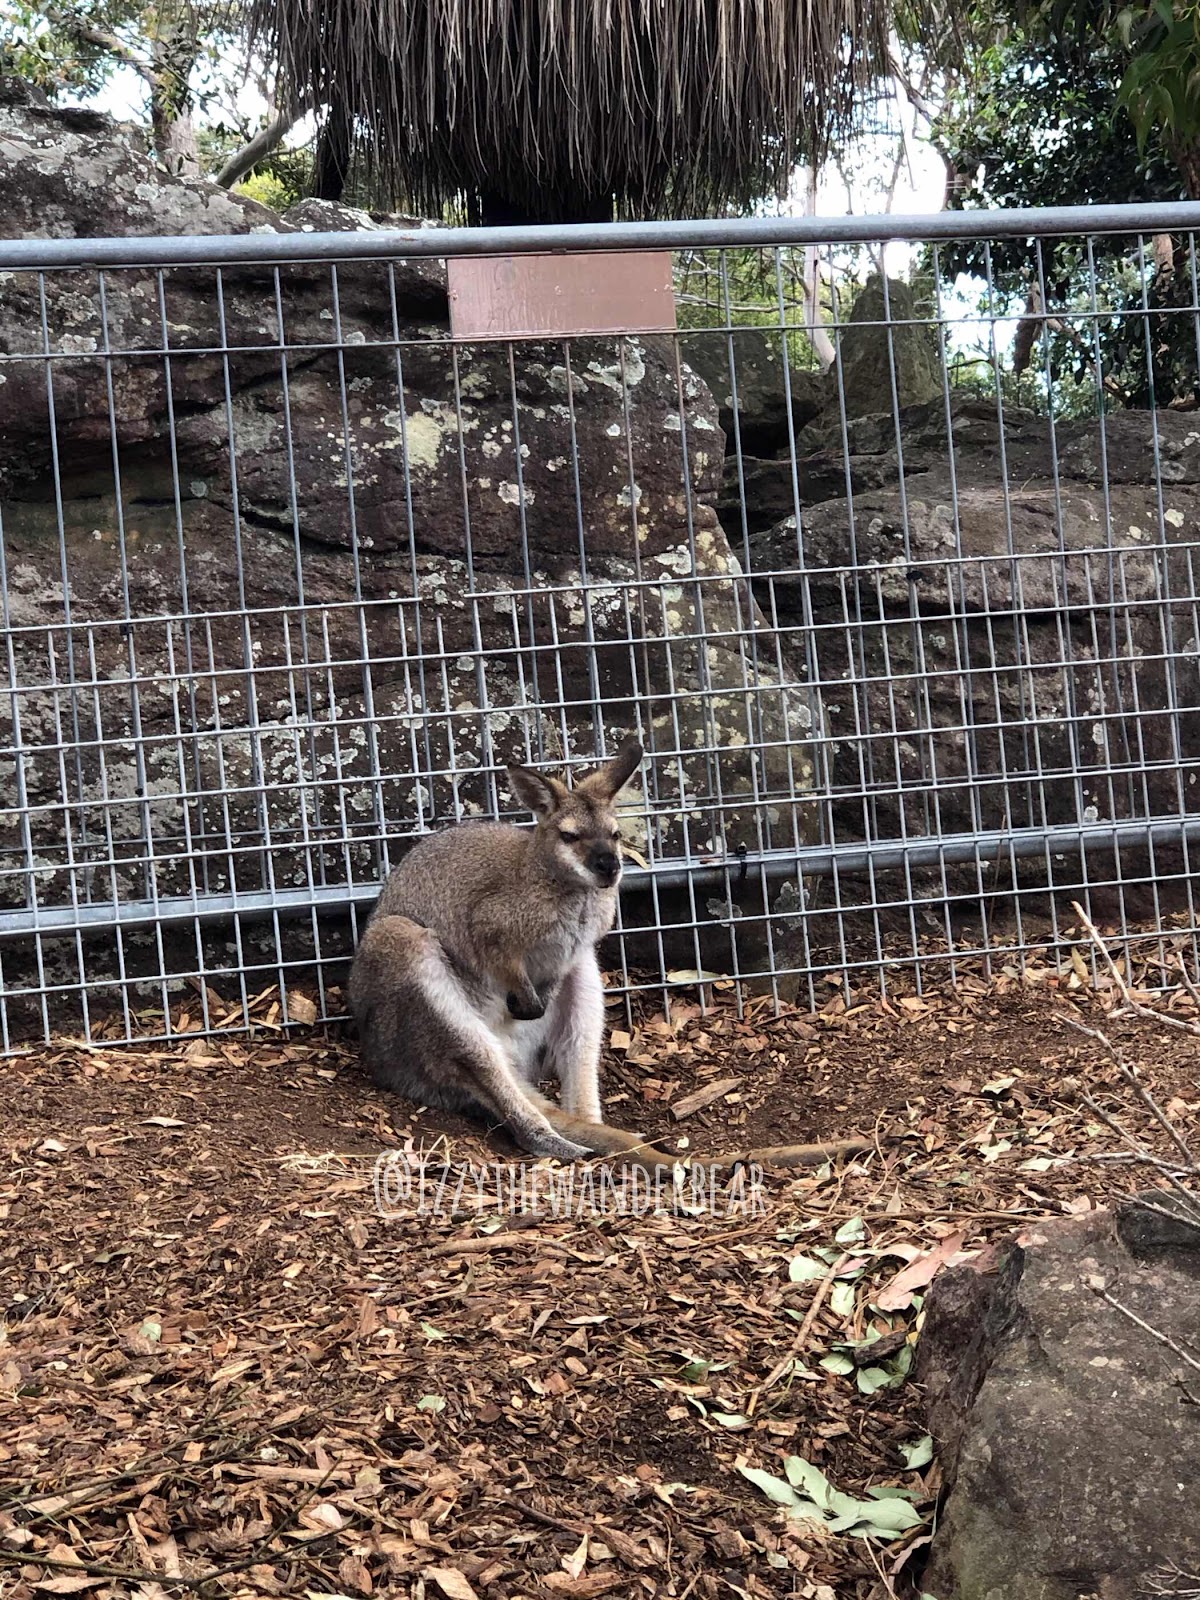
[424,1568,480,1600]
[876,1232,969,1312]
[300,1501,346,1533]
[562,1532,589,1579]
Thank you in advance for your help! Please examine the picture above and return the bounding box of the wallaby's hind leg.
[541,952,606,1120]
[532,955,672,1167]
[352,915,589,1163]
[349,915,488,1116]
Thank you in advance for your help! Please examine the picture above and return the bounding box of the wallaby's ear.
[581,738,644,801]
[507,762,568,820]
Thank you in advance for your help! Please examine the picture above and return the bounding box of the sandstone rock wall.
[741,400,1200,846]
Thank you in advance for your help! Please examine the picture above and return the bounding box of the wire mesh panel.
[2,206,1200,1048]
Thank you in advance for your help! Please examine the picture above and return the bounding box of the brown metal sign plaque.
[447,251,677,340]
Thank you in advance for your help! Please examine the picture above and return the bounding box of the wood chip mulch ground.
[2,957,1198,1600]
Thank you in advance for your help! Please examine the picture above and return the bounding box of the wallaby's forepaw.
[506,990,546,1022]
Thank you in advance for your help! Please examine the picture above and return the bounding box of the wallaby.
[349,739,661,1163]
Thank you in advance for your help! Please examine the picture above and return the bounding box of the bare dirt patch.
[2,974,1198,1599]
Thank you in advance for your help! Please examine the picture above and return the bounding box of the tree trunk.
[472,188,615,226]
[800,167,836,372]
[1172,138,1200,201]
[148,21,200,177]
[313,100,352,201]
[216,101,310,190]
[151,97,201,177]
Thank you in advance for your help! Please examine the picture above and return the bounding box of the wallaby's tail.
[537,1101,677,1174]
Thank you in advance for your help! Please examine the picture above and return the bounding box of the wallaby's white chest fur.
[526,887,616,987]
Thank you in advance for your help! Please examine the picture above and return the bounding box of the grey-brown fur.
[349,739,658,1162]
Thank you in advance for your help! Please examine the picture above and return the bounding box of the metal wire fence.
[2,202,1200,1048]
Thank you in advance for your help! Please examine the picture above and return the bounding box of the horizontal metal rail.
[1,816,1196,945]
[3,202,1200,271]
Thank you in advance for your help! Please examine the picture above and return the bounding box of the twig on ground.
[747,1252,848,1410]
[2,1465,341,1595]
[1124,1194,1200,1232]
[0,1550,206,1589]
[580,1135,874,1179]
[2,1412,292,1520]
[1071,902,1200,1036]
[195,1463,339,1592]
[1140,1564,1200,1599]
[1060,1014,1197,1182]
[511,1498,590,1537]
[699,1137,874,1170]
[1172,955,1200,1014]
[1090,1283,1200,1377]
[1058,1012,1200,1230]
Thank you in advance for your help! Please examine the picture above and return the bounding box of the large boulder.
[742,400,1200,845]
[918,1197,1200,1599]
[0,77,278,240]
[0,81,817,1019]
[680,327,826,456]
[835,274,940,419]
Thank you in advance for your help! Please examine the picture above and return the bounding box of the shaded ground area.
[2,970,1198,1599]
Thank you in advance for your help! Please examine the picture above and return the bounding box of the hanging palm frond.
[248,0,897,221]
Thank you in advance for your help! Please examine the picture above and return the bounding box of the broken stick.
[587,1135,874,1174]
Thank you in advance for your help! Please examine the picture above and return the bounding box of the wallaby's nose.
[589,847,620,885]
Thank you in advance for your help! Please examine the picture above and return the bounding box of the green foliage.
[673,244,861,372]
[0,0,144,98]
[197,121,311,207]
[935,20,1180,215]
[943,0,1200,191]
[932,5,1198,409]
[233,168,291,211]
[0,1,228,106]
[1117,0,1200,161]
[2,3,320,195]
[738,1456,927,1540]
[898,1434,935,1470]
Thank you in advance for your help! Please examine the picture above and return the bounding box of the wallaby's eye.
[611,830,621,842]
[559,829,580,845]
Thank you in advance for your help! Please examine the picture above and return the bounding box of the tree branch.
[889,48,939,126]
[45,4,156,86]
[215,99,312,189]
[800,166,837,371]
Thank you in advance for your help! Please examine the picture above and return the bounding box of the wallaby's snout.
[588,844,621,888]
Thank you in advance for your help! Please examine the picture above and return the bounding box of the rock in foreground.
[918,1196,1200,1600]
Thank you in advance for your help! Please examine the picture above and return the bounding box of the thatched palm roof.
[250,0,895,221]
